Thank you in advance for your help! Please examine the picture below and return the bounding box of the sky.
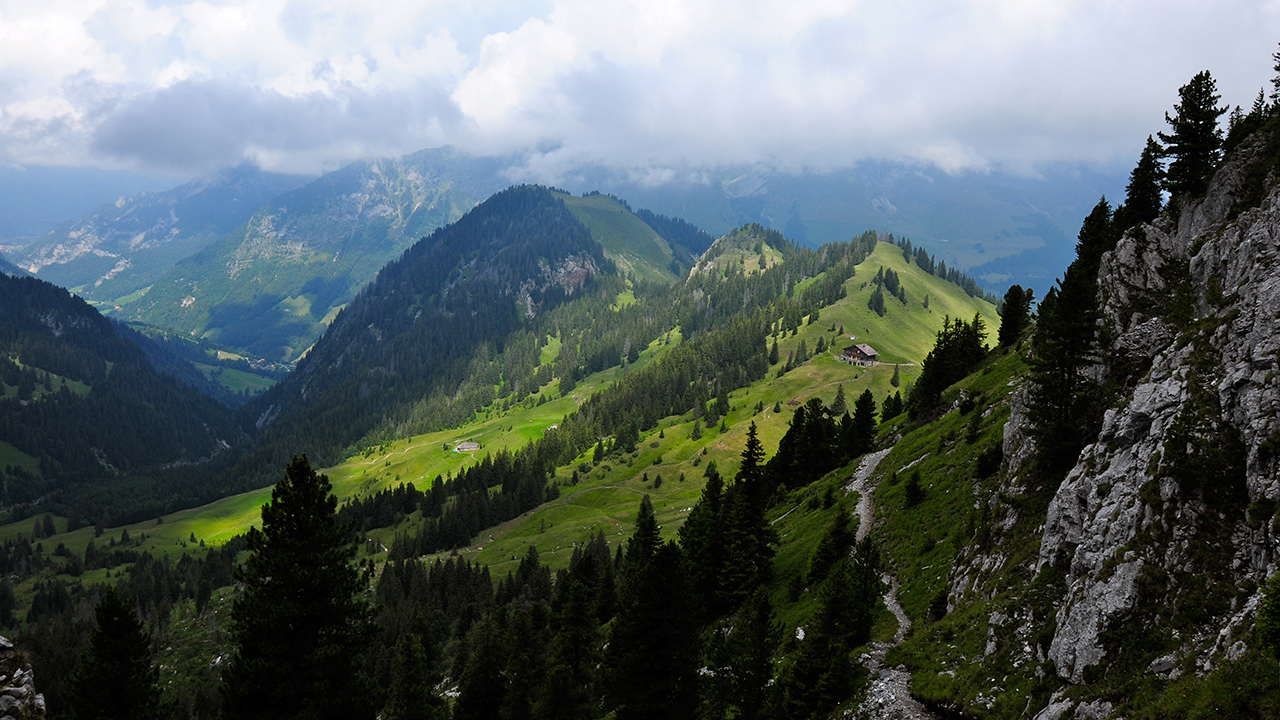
[2,0,1279,181]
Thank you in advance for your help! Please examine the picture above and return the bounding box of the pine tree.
[890,363,900,387]
[768,337,779,365]
[535,579,599,720]
[1028,267,1103,472]
[1074,197,1117,280]
[384,634,446,720]
[1119,136,1165,228]
[70,587,161,720]
[607,500,697,720]
[852,389,877,456]
[998,285,1033,347]
[1159,70,1228,198]
[222,455,376,720]
[679,471,726,615]
[828,384,847,416]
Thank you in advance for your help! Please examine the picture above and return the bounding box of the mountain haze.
[126,147,511,361]
[11,165,308,302]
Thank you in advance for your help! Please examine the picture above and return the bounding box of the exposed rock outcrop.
[1036,131,1280,690]
[0,637,45,720]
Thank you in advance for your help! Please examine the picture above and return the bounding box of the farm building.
[841,343,880,367]
[454,441,481,452]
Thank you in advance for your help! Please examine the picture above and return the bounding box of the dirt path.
[845,449,943,720]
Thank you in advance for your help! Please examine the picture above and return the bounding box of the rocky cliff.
[888,131,1280,718]
[0,637,45,720]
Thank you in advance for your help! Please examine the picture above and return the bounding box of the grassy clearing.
[559,193,678,284]
[0,441,39,476]
[193,363,276,395]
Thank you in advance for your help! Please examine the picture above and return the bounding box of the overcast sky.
[3,0,1278,181]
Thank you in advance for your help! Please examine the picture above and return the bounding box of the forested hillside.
[0,274,245,528]
[0,155,1014,720]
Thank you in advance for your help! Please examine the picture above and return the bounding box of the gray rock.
[1148,653,1177,674]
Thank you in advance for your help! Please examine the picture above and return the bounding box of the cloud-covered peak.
[2,0,1277,178]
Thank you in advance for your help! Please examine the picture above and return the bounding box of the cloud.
[1,0,1278,177]
[90,78,465,174]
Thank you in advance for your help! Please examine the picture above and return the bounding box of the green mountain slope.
[0,273,245,527]
[11,165,307,303]
[26,231,996,567]
[126,148,510,361]
[558,192,679,283]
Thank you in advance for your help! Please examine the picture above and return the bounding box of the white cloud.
[0,0,1276,177]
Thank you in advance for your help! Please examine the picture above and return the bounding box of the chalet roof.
[843,343,879,357]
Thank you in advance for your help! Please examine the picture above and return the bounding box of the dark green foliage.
[908,315,988,414]
[890,363,900,387]
[777,540,880,720]
[0,272,245,526]
[384,633,445,720]
[1160,70,1228,199]
[680,470,726,616]
[535,578,600,720]
[997,285,1033,347]
[70,586,161,720]
[700,591,781,720]
[1028,266,1102,471]
[607,499,698,720]
[867,286,886,316]
[904,470,925,507]
[852,389,877,456]
[881,391,904,421]
[1074,197,1121,282]
[222,456,376,720]
[1258,574,1280,689]
[769,336,779,365]
[1118,136,1165,228]
[807,511,855,585]
[829,384,847,415]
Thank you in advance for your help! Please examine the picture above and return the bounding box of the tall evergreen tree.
[70,587,161,720]
[679,472,727,617]
[384,633,446,720]
[852,389,877,456]
[1120,136,1165,228]
[535,579,600,720]
[1028,267,1102,472]
[606,500,698,720]
[1074,197,1118,280]
[998,285,1033,347]
[1159,70,1228,199]
[222,455,376,720]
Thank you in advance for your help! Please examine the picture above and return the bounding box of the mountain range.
[2,150,1122,366]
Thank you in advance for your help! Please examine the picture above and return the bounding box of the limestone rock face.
[0,636,45,720]
[1036,132,1280,688]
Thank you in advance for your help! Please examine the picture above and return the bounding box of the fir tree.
[384,634,445,720]
[607,499,697,720]
[70,587,161,720]
[1120,136,1165,228]
[769,337,779,365]
[890,363,900,387]
[998,285,1033,347]
[1159,70,1228,198]
[852,389,878,456]
[1029,267,1102,472]
[535,579,600,720]
[222,455,376,720]
[828,384,847,416]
